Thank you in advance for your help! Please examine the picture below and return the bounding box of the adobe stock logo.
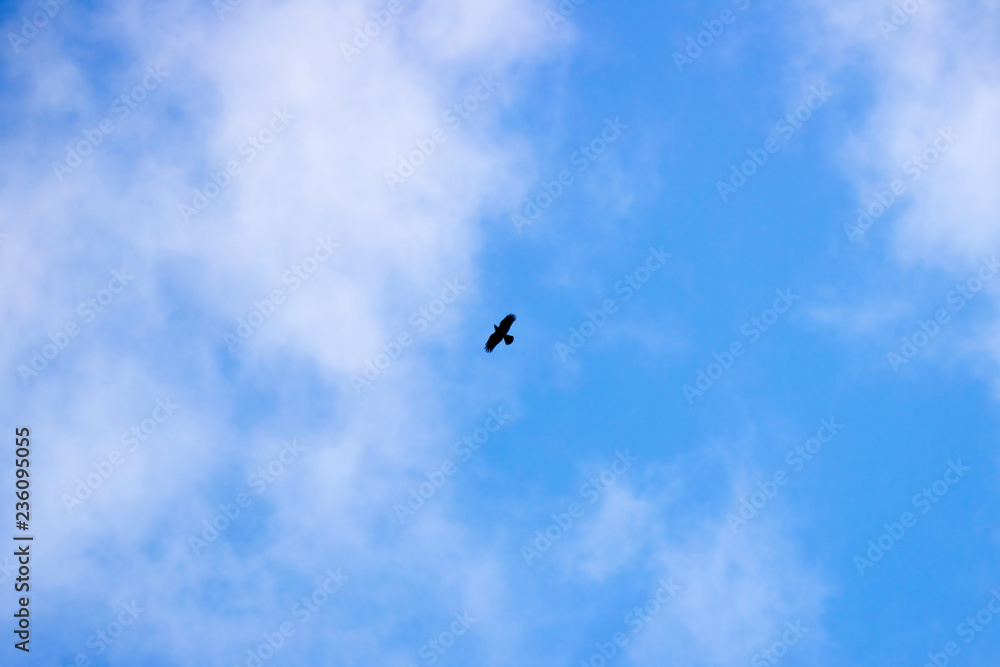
[179,108,294,223]
[61,399,180,513]
[715,84,833,202]
[672,0,752,73]
[544,0,587,29]
[683,288,799,404]
[877,0,931,38]
[844,127,959,243]
[408,611,477,666]
[351,278,468,394]
[393,408,511,524]
[511,118,627,233]
[922,590,1000,667]
[750,620,809,667]
[521,450,638,566]
[52,65,169,182]
[213,0,245,20]
[555,246,671,362]
[7,0,72,54]
[726,417,843,533]
[224,237,338,352]
[854,460,969,576]
[340,0,408,62]
[188,440,306,556]
[887,255,997,373]
[578,576,681,667]
[384,75,500,191]
[18,268,134,385]
[56,600,144,666]
[231,568,349,667]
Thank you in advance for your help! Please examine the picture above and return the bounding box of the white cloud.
[800,0,1000,268]
[2,0,567,662]
[572,485,656,581]
[560,447,833,666]
[786,0,1000,386]
[626,501,830,666]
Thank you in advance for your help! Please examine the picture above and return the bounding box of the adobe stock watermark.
[407,611,477,666]
[384,74,501,191]
[0,556,17,585]
[61,398,180,512]
[887,255,998,373]
[7,0,72,54]
[51,64,169,181]
[579,576,682,667]
[845,127,960,243]
[179,107,294,223]
[726,417,844,533]
[672,0,752,73]
[922,590,1000,667]
[555,246,672,363]
[545,0,586,29]
[351,278,468,394]
[188,439,306,556]
[878,0,931,38]
[683,288,799,404]
[213,0,245,20]
[716,83,833,202]
[17,268,134,385]
[56,600,144,667]
[224,236,339,351]
[232,568,349,667]
[750,620,809,667]
[511,118,628,233]
[393,407,512,524]
[340,0,408,62]
[854,459,970,576]
[521,450,638,566]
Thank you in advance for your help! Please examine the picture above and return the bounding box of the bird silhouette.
[485,314,516,352]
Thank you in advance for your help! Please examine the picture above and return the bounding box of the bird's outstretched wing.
[485,330,504,352]
[498,313,516,335]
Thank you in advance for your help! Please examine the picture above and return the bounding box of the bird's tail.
[504,335,513,345]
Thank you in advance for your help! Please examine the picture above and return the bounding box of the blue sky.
[3,0,1000,665]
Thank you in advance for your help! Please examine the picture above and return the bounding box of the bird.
[485,313,516,353]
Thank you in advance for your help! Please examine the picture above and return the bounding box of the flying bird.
[485,314,516,353]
